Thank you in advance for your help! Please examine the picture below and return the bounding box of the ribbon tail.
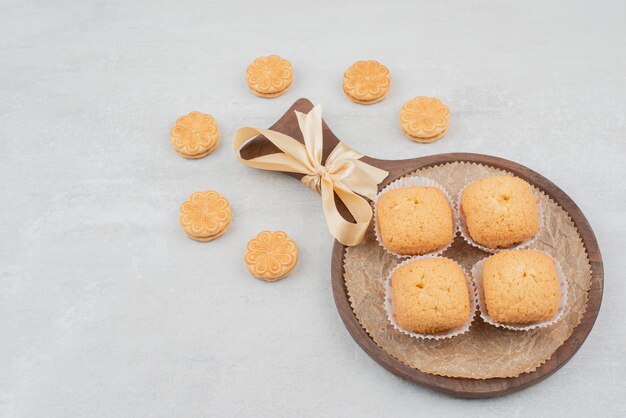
[325,142,363,166]
[325,143,388,200]
[295,104,324,169]
[233,126,316,174]
[340,160,389,200]
[320,178,373,246]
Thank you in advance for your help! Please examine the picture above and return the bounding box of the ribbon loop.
[233,104,388,246]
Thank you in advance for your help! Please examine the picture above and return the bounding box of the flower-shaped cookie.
[244,231,298,281]
[246,55,293,98]
[343,60,391,104]
[171,112,220,159]
[179,191,232,241]
[400,97,450,143]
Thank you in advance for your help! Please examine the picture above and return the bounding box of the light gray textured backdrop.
[1,1,625,417]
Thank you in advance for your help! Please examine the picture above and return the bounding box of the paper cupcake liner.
[457,176,544,254]
[373,176,459,258]
[384,255,478,340]
[471,250,568,331]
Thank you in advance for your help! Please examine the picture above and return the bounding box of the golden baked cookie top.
[461,176,540,249]
[391,257,470,334]
[377,186,454,256]
[179,190,232,240]
[244,230,298,281]
[482,250,559,324]
[246,55,293,96]
[343,60,391,103]
[171,112,219,158]
[400,96,450,140]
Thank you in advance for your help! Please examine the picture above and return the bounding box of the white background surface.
[1,0,625,416]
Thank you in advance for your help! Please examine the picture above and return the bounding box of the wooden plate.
[241,98,604,398]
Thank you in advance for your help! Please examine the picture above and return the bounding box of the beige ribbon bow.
[233,104,388,246]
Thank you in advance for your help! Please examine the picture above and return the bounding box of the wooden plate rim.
[331,152,604,398]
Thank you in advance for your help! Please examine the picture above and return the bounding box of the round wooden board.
[331,153,604,398]
[239,98,604,399]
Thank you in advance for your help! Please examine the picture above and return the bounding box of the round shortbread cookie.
[400,97,450,142]
[403,128,448,143]
[244,231,298,282]
[179,190,232,241]
[174,149,212,160]
[343,60,391,105]
[185,226,230,242]
[246,55,293,98]
[170,111,220,159]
